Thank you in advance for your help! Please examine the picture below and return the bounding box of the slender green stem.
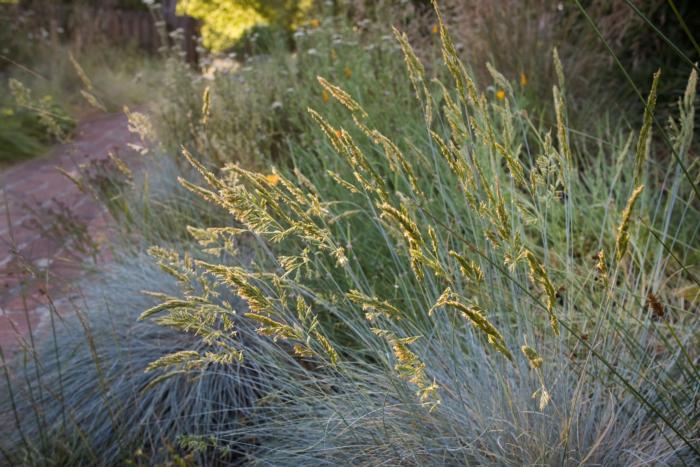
[622,0,699,73]
[573,0,700,203]
[667,0,700,58]
[417,204,700,457]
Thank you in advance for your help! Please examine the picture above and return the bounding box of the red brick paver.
[0,112,139,353]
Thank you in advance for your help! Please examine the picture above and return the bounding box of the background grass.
[0,1,165,165]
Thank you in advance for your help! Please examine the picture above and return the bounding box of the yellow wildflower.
[431,24,439,34]
[330,49,337,61]
[309,18,321,28]
[322,89,330,103]
[520,72,528,86]
[265,174,281,186]
[343,66,352,78]
[496,89,506,101]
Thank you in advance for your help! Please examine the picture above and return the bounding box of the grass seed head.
[615,185,645,262]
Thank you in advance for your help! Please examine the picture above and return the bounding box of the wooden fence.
[3,2,199,64]
[69,7,199,63]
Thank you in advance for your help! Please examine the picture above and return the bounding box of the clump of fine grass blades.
[0,255,305,465]
[136,2,699,464]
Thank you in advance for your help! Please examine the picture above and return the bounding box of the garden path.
[0,111,139,353]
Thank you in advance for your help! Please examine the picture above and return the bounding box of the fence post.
[182,16,199,66]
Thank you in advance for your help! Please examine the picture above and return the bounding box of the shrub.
[0,79,74,163]
[0,255,307,465]
[228,23,289,58]
[137,3,699,464]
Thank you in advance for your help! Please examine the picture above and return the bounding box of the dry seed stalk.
[373,329,439,404]
[244,312,302,342]
[430,130,466,178]
[201,85,211,126]
[553,85,572,165]
[449,251,484,284]
[347,290,402,321]
[433,291,513,361]
[486,62,513,98]
[68,51,94,92]
[494,142,526,188]
[314,331,339,366]
[634,70,661,185]
[595,249,608,288]
[520,345,543,369]
[308,108,388,198]
[494,188,512,242]
[432,0,478,105]
[615,185,645,262]
[326,170,361,193]
[393,26,432,125]
[68,52,107,111]
[307,108,344,153]
[552,47,566,97]
[523,250,559,335]
[379,202,426,279]
[201,263,274,314]
[433,79,469,142]
[317,76,368,118]
[647,291,665,320]
[361,123,423,197]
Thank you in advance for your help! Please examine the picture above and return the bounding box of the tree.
[177,0,312,51]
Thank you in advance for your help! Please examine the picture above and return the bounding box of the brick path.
[0,112,138,353]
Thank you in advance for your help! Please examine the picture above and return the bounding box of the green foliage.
[0,80,74,163]
[177,0,313,51]
[0,3,35,69]
[0,106,46,162]
[229,23,289,57]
